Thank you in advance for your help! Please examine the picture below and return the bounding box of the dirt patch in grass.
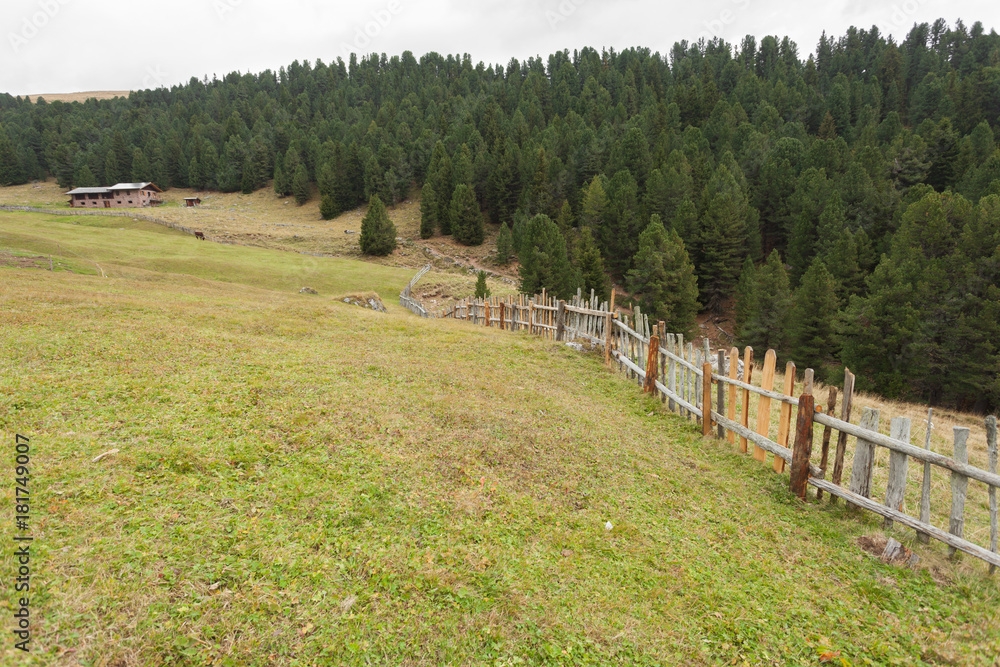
[0,251,49,269]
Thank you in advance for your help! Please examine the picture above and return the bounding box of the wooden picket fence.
[435,288,1000,572]
[399,265,432,318]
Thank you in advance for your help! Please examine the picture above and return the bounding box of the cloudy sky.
[1,0,995,95]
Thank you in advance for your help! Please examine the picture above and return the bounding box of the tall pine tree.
[626,216,700,334]
[359,195,397,256]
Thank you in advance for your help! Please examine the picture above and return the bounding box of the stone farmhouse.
[66,182,164,209]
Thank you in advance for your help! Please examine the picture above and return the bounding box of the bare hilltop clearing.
[25,91,130,103]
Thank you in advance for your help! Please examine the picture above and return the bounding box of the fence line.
[399,265,431,318]
[0,205,202,238]
[434,287,1000,571]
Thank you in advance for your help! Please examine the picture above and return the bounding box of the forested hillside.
[1,19,999,410]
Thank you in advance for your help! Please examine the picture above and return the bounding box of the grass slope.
[0,181,516,307]
[1,215,999,666]
[0,211,508,306]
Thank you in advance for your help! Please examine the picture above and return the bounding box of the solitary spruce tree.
[359,195,397,256]
[474,270,491,299]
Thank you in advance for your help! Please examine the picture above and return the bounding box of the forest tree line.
[1,19,998,409]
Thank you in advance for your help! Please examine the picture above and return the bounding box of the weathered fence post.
[831,369,856,504]
[754,350,777,463]
[529,301,535,335]
[949,427,971,558]
[555,300,566,341]
[917,408,934,544]
[848,407,881,500]
[676,334,686,416]
[702,362,713,437]
[659,322,667,405]
[643,336,660,394]
[726,348,739,444]
[775,361,796,474]
[987,415,998,575]
[604,312,615,366]
[883,417,912,530]
[816,387,838,498]
[499,302,506,331]
[667,335,677,413]
[686,342,696,418]
[790,384,816,500]
[739,347,754,454]
[485,302,491,328]
[716,350,725,439]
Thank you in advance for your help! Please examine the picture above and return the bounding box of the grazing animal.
[194,231,205,240]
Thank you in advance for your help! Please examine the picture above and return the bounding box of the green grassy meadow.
[1,211,999,666]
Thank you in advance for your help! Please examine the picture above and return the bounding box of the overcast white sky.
[0,0,995,96]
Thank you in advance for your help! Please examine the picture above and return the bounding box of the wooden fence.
[434,289,1000,572]
[441,288,612,344]
[399,265,432,318]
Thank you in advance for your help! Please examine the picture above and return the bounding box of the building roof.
[65,187,112,195]
[183,197,202,200]
[109,182,163,192]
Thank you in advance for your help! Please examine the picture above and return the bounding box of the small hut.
[183,197,202,207]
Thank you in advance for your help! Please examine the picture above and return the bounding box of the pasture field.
[1,210,999,666]
[0,180,517,303]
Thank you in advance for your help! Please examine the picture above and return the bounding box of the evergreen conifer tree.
[580,175,607,229]
[740,250,792,353]
[0,127,24,186]
[292,164,310,205]
[789,260,840,378]
[273,163,289,197]
[419,182,438,239]
[626,216,700,334]
[733,256,757,341]
[474,271,491,299]
[451,184,484,245]
[556,199,575,234]
[575,227,610,303]
[496,221,514,264]
[73,165,98,188]
[241,156,258,195]
[519,214,576,298]
[319,195,339,220]
[359,195,397,256]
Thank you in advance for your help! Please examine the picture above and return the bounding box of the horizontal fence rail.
[399,265,431,318]
[431,285,1000,573]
